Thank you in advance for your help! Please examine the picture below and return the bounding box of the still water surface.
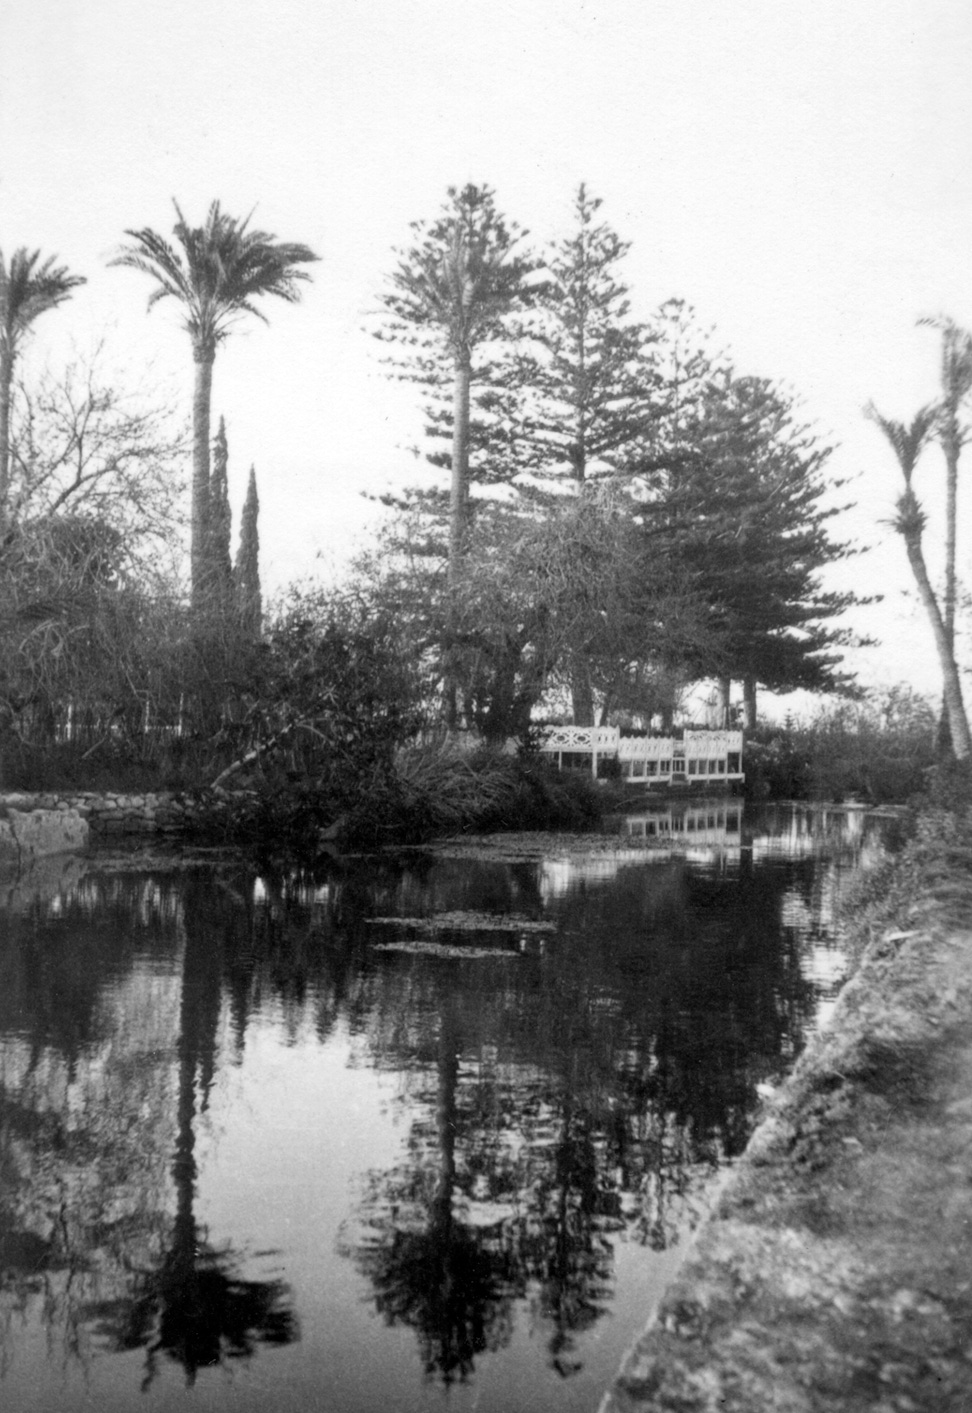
[0,802,890,1412]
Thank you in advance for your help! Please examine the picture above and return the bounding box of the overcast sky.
[3,0,971,699]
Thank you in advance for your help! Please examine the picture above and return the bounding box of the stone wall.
[0,806,89,865]
[0,790,204,848]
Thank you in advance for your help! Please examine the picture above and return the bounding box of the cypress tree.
[234,466,262,637]
[208,416,233,605]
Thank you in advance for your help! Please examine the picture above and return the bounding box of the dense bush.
[207,743,607,857]
[744,688,937,803]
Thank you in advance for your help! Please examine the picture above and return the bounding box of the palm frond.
[864,401,938,483]
[110,201,318,350]
[918,314,972,408]
[0,247,86,346]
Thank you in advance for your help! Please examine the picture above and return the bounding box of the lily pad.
[371,940,522,959]
[367,910,555,933]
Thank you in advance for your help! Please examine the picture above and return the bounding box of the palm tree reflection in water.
[116,880,297,1387]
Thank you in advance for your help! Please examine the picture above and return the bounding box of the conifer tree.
[234,466,262,637]
[646,374,864,724]
[514,186,659,488]
[376,184,537,586]
[208,416,233,606]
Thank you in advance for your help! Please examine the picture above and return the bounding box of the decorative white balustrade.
[537,726,744,784]
[537,725,621,752]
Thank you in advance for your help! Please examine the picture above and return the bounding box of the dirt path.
[600,916,972,1413]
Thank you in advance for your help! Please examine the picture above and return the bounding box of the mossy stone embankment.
[0,803,89,865]
[602,809,972,1413]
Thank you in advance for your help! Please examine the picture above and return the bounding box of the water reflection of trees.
[0,873,297,1392]
[336,847,821,1382]
[2,838,830,1394]
[107,879,297,1387]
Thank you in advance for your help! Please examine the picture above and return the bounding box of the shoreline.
[600,805,972,1412]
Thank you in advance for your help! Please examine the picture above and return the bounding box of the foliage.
[111,201,319,360]
[0,516,155,759]
[371,741,604,845]
[744,687,937,803]
[357,485,712,740]
[512,185,659,486]
[111,201,318,606]
[459,486,711,734]
[916,315,972,651]
[377,185,862,727]
[0,539,249,789]
[197,585,426,844]
[866,396,972,759]
[207,416,233,603]
[642,372,865,715]
[234,465,262,636]
[374,183,538,561]
[0,247,86,521]
[839,799,972,964]
[6,348,187,579]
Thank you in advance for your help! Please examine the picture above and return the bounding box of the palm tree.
[917,316,972,653]
[111,202,317,605]
[866,402,971,760]
[0,248,86,526]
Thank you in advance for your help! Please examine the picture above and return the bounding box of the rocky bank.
[601,808,972,1413]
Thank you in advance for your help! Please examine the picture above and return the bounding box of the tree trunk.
[0,343,13,530]
[191,351,215,610]
[902,523,971,760]
[943,424,960,652]
[939,426,960,752]
[448,353,471,592]
[716,676,732,728]
[443,353,471,729]
[742,676,757,730]
[571,659,594,726]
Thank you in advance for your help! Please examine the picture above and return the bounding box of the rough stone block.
[8,809,89,858]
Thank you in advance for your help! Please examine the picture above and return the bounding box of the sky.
[3,0,971,702]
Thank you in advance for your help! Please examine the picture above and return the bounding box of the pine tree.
[375,184,537,583]
[234,466,262,637]
[514,185,660,488]
[646,373,865,724]
[208,416,233,606]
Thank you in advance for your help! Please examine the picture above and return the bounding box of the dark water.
[0,802,890,1413]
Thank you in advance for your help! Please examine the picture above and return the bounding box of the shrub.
[745,688,937,804]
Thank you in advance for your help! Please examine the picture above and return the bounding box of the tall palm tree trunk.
[937,433,960,756]
[191,351,214,608]
[944,427,959,651]
[901,515,971,760]
[0,344,13,528]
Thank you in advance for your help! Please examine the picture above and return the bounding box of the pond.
[0,802,892,1413]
